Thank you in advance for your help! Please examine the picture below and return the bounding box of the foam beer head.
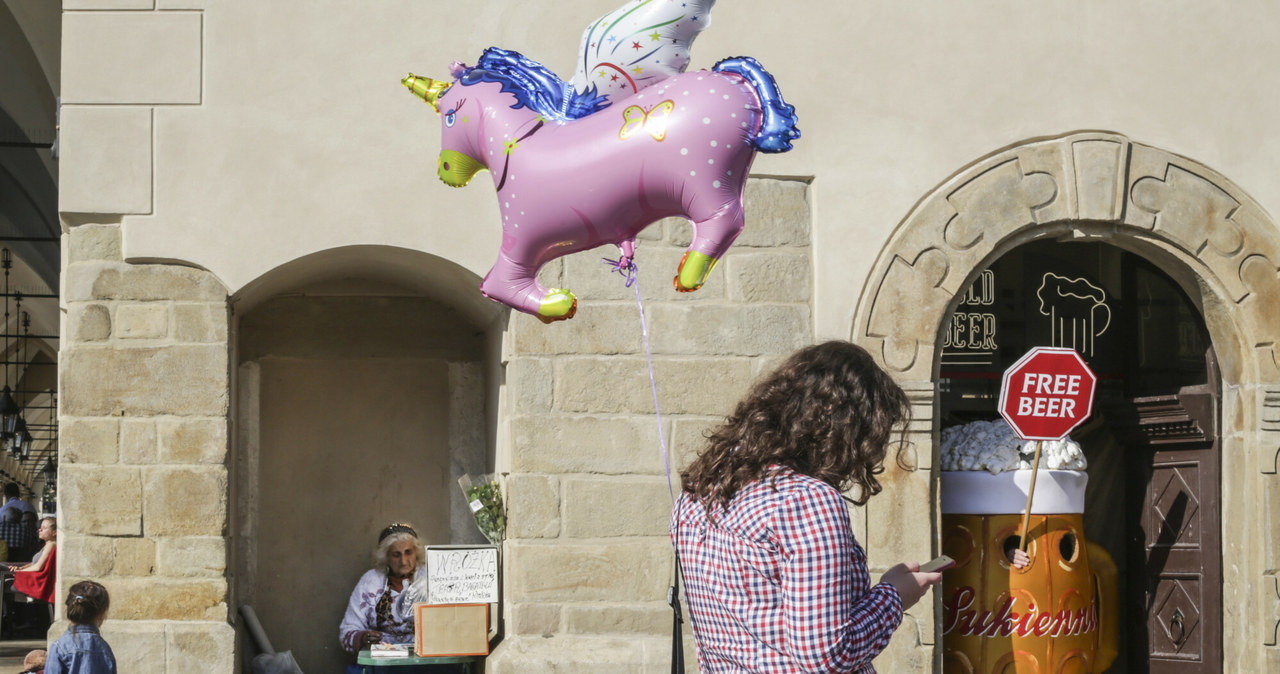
[938,418,1087,476]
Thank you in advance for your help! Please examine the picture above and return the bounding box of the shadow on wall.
[230,245,503,673]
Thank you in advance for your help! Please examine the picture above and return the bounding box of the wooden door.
[1121,381,1222,673]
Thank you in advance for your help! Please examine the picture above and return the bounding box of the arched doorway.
[230,246,504,672]
[938,239,1221,672]
[853,131,1280,672]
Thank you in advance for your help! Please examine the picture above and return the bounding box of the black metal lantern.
[0,385,18,449]
[0,250,16,450]
[11,416,29,458]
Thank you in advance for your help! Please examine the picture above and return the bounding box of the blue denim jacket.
[46,624,117,674]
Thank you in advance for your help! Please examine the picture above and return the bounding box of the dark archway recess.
[938,240,1221,674]
[230,251,500,673]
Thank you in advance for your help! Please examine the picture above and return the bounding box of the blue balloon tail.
[712,56,800,154]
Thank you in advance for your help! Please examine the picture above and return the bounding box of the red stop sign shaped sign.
[998,347,1097,441]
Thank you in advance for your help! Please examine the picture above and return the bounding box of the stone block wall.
[60,223,234,673]
[489,178,816,672]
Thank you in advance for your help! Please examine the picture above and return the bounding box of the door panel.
[1145,450,1216,670]
[1124,388,1221,674]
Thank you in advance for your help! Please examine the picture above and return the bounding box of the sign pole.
[1019,440,1043,553]
[997,346,1097,555]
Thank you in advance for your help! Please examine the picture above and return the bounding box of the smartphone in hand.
[919,555,956,573]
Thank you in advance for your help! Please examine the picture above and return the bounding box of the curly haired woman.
[672,341,942,673]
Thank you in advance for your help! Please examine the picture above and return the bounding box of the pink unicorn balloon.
[404,47,798,321]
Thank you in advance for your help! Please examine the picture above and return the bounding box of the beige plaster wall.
[58,1,1280,340]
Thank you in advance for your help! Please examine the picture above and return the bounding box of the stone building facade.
[22,0,1280,672]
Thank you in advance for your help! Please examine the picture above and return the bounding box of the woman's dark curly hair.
[681,341,910,512]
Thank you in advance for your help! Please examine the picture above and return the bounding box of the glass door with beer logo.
[937,240,1222,674]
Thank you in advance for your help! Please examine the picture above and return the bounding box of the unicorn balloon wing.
[571,0,717,98]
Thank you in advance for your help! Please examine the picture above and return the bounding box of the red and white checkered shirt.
[672,468,903,673]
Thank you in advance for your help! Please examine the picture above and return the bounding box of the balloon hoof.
[674,251,718,292]
[536,288,577,322]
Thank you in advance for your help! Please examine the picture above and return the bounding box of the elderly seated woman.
[341,523,424,653]
[341,522,468,674]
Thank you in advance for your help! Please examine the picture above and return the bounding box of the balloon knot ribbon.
[602,255,638,288]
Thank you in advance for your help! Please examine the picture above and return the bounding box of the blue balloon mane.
[460,47,610,122]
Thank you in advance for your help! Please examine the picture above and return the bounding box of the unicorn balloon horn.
[402,74,449,112]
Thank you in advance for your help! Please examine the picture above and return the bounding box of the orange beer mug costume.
[941,468,1118,674]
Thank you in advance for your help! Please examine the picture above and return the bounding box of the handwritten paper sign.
[426,546,499,604]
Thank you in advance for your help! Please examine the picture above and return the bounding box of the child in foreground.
[45,580,117,674]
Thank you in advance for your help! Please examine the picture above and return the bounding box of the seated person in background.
[3,516,56,634]
[339,523,424,653]
[0,508,35,562]
[0,483,35,522]
[9,516,57,602]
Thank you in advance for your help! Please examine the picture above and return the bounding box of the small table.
[355,649,483,673]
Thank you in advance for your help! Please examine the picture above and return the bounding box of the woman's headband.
[378,522,417,543]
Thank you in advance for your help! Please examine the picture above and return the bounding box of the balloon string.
[601,255,675,502]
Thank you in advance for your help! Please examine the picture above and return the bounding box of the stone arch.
[232,244,504,326]
[854,131,1280,389]
[229,245,503,673]
[852,130,1280,667]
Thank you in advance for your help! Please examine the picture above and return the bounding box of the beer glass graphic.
[1037,273,1111,358]
[941,470,1118,674]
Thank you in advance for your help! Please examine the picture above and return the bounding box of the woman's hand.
[881,562,943,611]
[360,630,383,647]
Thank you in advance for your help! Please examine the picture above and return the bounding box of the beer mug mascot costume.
[403,0,800,322]
[939,420,1119,674]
